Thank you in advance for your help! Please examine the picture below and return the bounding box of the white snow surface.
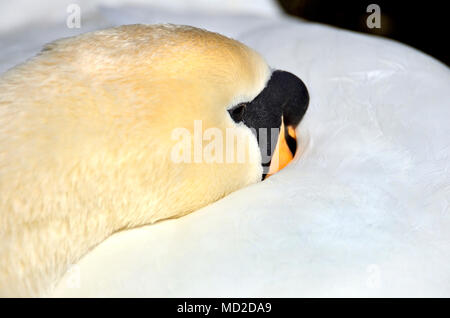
[1,4,449,297]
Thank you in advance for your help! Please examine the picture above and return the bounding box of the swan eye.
[228,103,247,123]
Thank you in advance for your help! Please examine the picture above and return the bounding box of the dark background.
[276,0,449,66]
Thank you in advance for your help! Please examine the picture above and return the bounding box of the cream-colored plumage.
[0,24,270,297]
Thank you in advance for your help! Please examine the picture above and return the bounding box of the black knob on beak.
[228,70,309,178]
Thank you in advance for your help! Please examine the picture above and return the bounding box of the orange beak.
[265,120,297,178]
